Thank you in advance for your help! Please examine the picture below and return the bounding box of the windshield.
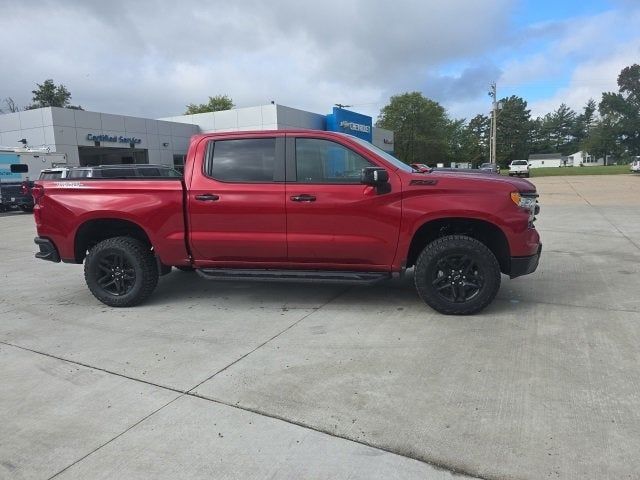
[347,135,413,172]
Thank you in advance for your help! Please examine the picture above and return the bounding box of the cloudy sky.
[1,0,639,121]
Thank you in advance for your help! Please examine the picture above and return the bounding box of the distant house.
[568,151,604,167]
[528,153,564,168]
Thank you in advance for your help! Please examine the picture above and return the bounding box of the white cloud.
[499,7,640,117]
[0,0,514,118]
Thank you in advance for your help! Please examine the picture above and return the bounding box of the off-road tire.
[84,236,159,307]
[414,235,501,315]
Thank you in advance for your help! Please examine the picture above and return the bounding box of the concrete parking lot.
[1,174,639,480]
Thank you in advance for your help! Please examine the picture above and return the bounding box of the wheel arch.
[74,218,153,264]
[406,217,511,275]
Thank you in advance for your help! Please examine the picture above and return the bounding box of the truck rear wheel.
[84,236,159,307]
[414,235,501,315]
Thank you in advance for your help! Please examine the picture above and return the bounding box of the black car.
[479,163,500,174]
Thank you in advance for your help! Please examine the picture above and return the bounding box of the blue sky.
[1,0,639,122]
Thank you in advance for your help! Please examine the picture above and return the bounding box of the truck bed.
[34,178,189,265]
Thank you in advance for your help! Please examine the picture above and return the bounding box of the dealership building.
[0,104,394,169]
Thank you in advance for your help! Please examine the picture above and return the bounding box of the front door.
[188,135,287,266]
[285,135,402,270]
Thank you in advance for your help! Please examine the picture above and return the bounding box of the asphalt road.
[1,174,639,480]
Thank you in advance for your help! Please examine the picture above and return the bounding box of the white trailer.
[0,148,67,182]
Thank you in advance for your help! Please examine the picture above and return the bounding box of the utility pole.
[488,83,498,165]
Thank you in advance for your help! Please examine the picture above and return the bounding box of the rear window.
[512,160,528,166]
[206,138,276,182]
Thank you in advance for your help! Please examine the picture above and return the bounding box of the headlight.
[510,192,537,209]
[510,191,539,222]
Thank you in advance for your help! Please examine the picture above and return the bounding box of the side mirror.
[361,167,389,186]
[10,164,28,173]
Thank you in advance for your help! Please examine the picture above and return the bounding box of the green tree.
[185,94,234,114]
[597,64,640,159]
[454,114,489,165]
[496,95,532,167]
[26,79,82,110]
[573,99,597,146]
[376,92,450,165]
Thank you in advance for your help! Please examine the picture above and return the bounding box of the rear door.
[188,134,287,266]
[285,134,402,270]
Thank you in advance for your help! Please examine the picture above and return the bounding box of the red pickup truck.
[32,130,541,315]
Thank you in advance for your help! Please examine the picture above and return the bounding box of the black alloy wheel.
[95,252,136,296]
[431,254,484,304]
[414,235,501,315]
[84,236,159,307]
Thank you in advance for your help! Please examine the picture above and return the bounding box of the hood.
[409,170,536,193]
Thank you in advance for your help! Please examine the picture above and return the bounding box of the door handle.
[290,194,316,202]
[195,194,220,201]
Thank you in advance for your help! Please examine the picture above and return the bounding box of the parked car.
[410,163,432,173]
[479,163,500,174]
[631,160,640,173]
[39,168,70,180]
[509,160,530,178]
[67,164,182,179]
[32,131,541,315]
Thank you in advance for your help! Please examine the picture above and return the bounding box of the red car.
[32,130,541,315]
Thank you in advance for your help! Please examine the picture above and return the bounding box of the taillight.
[31,184,44,203]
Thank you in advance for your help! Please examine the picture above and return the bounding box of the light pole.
[488,83,502,165]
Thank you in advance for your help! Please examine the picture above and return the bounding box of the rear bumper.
[510,244,541,278]
[34,237,60,263]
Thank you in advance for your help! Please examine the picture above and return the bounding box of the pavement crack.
[185,287,353,394]
[185,393,490,480]
[46,395,184,480]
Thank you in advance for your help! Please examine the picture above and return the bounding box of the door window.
[295,138,372,183]
[205,138,276,182]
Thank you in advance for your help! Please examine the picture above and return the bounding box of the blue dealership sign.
[326,107,372,142]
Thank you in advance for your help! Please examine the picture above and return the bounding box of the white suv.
[631,160,640,173]
[509,160,530,178]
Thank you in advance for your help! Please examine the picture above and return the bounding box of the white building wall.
[529,159,562,168]
[162,104,280,133]
[0,107,198,166]
[164,104,394,151]
[569,151,603,166]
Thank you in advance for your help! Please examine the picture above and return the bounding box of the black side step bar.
[196,269,391,285]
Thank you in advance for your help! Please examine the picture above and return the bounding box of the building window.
[205,138,276,182]
[295,138,373,183]
[173,154,185,174]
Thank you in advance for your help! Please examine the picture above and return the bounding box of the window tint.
[207,138,276,182]
[68,169,91,178]
[138,167,161,177]
[295,138,372,183]
[100,168,135,178]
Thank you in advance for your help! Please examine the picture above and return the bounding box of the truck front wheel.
[84,236,159,307]
[414,235,501,315]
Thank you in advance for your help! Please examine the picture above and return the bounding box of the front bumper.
[34,237,60,263]
[510,244,541,278]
